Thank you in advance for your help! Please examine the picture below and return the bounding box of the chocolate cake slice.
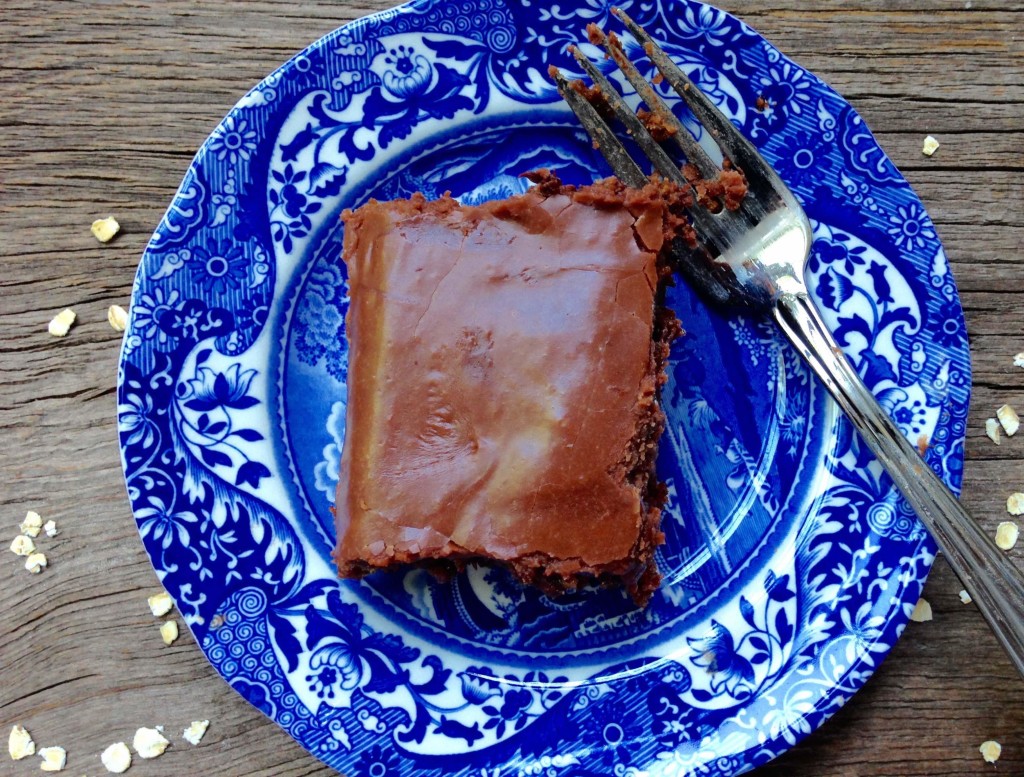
[332,173,687,605]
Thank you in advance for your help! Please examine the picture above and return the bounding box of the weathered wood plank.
[2,1,1022,775]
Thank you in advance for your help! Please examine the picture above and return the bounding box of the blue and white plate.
[117,1,970,774]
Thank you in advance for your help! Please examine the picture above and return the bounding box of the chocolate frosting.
[334,178,670,590]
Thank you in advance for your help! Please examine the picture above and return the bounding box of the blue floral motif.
[677,4,735,46]
[690,621,757,698]
[587,700,643,767]
[746,55,814,145]
[130,287,180,345]
[118,389,159,450]
[759,60,813,117]
[175,356,271,489]
[355,746,401,777]
[190,241,249,294]
[818,266,855,313]
[136,494,199,550]
[301,589,496,748]
[293,261,349,382]
[237,294,270,333]
[839,601,888,667]
[118,1,970,776]
[774,130,832,189]
[382,44,433,98]
[811,231,867,276]
[270,163,323,254]
[934,299,967,349]
[209,114,258,165]
[183,363,259,412]
[887,201,938,251]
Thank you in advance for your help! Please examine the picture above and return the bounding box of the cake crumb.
[100,742,131,773]
[147,591,174,617]
[10,534,36,557]
[1014,353,1024,369]
[916,435,929,456]
[1007,493,1024,516]
[922,135,940,156]
[9,725,35,760]
[986,418,1001,445]
[979,740,1001,763]
[132,727,169,759]
[996,521,1019,550]
[43,520,58,538]
[182,720,209,746]
[38,746,66,771]
[160,620,179,646]
[997,404,1019,436]
[108,304,129,332]
[25,553,48,574]
[91,216,120,243]
[20,511,43,537]
[910,598,933,622]
[958,589,973,604]
[48,309,76,338]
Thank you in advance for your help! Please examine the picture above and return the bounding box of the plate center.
[280,125,821,656]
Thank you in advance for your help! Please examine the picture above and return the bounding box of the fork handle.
[774,290,1024,678]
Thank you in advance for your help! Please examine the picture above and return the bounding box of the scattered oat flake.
[182,720,209,746]
[980,740,1002,763]
[922,135,940,156]
[38,746,66,771]
[10,534,36,557]
[986,418,1002,445]
[910,598,933,622]
[132,727,169,759]
[996,521,1020,550]
[160,620,179,646]
[997,404,1020,437]
[21,511,43,537]
[959,589,973,604]
[1015,353,1024,369]
[43,520,58,537]
[9,725,35,760]
[91,216,120,243]
[100,742,131,774]
[1007,493,1024,516]
[147,591,174,617]
[47,309,76,338]
[25,553,47,574]
[108,304,129,332]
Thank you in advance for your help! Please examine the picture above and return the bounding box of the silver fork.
[552,7,1024,677]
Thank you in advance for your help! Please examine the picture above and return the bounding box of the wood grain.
[1,1,1022,775]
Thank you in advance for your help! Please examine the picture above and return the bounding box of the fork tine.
[549,65,648,189]
[587,23,719,181]
[612,8,767,187]
[567,46,688,188]
[555,55,728,247]
[551,59,726,256]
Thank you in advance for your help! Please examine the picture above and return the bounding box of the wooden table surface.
[2,1,1022,775]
